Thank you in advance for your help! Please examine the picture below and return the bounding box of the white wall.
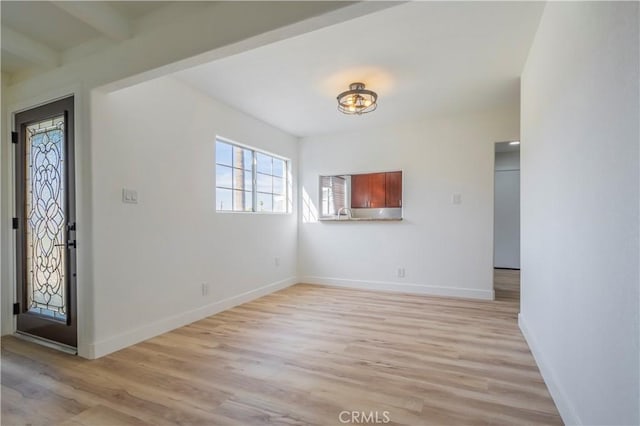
[494,151,520,268]
[0,2,388,355]
[89,77,298,357]
[520,2,639,425]
[0,1,388,356]
[299,107,519,299]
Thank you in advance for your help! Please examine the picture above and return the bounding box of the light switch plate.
[452,193,462,205]
[122,188,138,204]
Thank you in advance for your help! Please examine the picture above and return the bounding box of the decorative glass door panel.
[15,97,77,348]
[26,116,67,320]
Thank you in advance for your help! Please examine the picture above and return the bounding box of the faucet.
[337,207,352,220]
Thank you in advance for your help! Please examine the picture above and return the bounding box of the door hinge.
[13,303,20,315]
[11,131,18,144]
[12,217,18,229]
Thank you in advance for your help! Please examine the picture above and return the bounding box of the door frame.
[5,85,85,354]
[492,140,522,284]
[14,96,77,347]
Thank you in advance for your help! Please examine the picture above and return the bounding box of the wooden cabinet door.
[369,173,386,207]
[385,171,402,207]
[350,174,369,208]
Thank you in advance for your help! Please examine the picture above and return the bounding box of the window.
[320,175,346,217]
[215,138,290,213]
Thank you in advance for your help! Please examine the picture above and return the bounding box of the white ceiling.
[1,1,181,76]
[174,2,544,138]
[495,141,521,153]
[2,2,100,51]
[109,1,171,20]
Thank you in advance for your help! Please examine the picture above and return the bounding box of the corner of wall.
[518,314,581,425]
[87,277,297,359]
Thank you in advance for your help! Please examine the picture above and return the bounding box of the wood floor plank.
[1,269,562,425]
[59,405,149,426]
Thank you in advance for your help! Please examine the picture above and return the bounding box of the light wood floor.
[2,270,562,425]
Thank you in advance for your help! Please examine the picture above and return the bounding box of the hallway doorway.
[494,268,520,303]
[494,141,520,270]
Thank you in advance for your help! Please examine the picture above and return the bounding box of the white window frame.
[215,136,291,214]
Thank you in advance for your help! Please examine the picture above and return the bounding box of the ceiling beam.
[51,1,131,41]
[1,27,59,68]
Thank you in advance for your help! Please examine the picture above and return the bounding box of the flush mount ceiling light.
[337,82,378,115]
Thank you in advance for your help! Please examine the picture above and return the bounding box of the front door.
[14,96,77,348]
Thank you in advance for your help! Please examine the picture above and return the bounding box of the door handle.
[54,240,76,249]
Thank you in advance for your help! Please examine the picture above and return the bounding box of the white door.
[494,170,520,268]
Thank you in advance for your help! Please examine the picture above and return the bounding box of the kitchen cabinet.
[385,171,402,207]
[350,172,401,208]
[368,173,386,207]
[350,174,370,208]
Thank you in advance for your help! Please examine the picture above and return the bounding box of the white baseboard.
[301,276,494,300]
[518,313,581,426]
[88,277,296,359]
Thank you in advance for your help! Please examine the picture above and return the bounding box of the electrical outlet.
[201,283,209,296]
[397,267,405,278]
[274,257,280,267]
[452,193,462,205]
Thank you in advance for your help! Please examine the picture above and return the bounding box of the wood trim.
[302,276,495,300]
[88,277,297,359]
[519,314,579,425]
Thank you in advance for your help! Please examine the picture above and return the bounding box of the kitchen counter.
[319,217,403,222]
